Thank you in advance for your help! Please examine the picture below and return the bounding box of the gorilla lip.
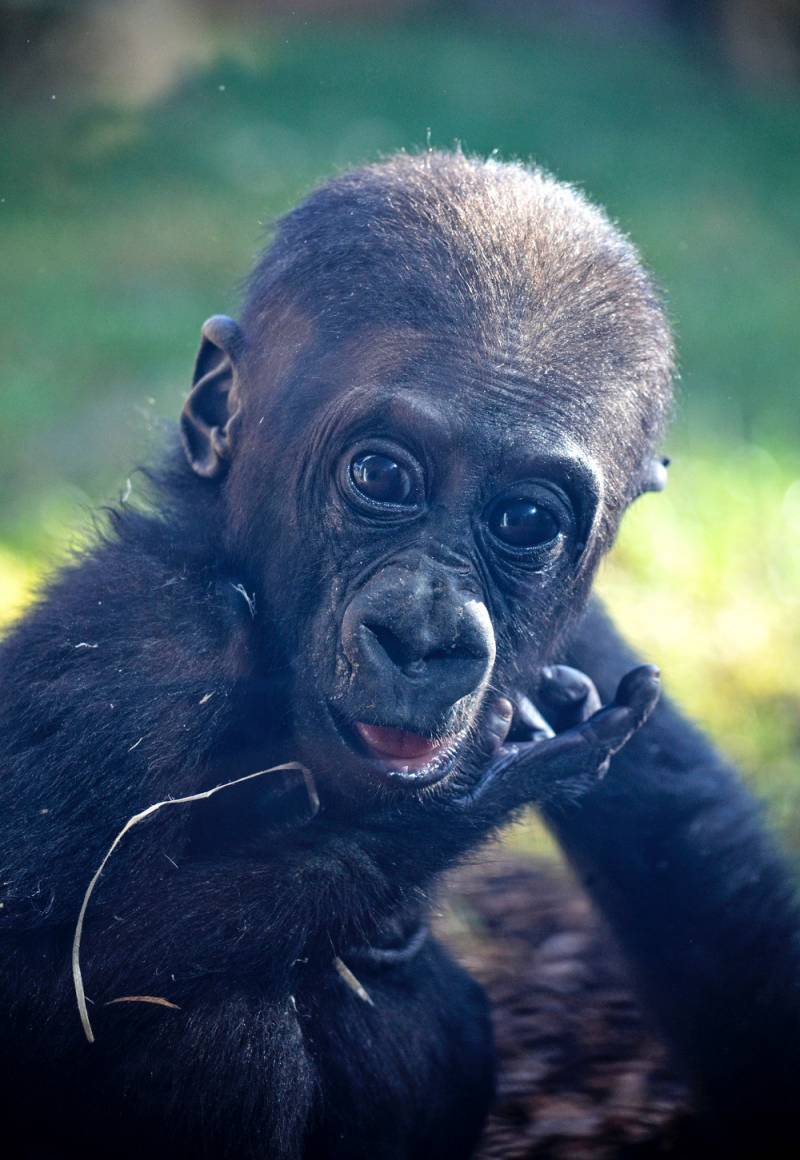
[353,722,452,768]
[325,702,466,784]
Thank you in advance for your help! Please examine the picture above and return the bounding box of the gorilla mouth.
[327,704,468,785]
[354,722,455,768]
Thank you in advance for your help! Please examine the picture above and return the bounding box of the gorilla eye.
[488,498,560,549]
[350,453,414,505]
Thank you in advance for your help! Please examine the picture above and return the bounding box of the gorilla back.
[1,152,799,1159]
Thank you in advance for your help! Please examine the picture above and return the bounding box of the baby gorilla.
[1,152,799,1159]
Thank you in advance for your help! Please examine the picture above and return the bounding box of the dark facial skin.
[206,322,613,803]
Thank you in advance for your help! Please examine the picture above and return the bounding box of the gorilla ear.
[181,315,244,479]
[634,456,670,500]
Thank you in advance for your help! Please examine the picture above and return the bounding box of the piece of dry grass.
[73,761,313,1043]
[106,995,181,1010]
[334,956,374,1006]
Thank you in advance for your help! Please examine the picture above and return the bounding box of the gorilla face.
[221,327,605,798]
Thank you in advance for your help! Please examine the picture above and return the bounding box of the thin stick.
[72,761,312,1044]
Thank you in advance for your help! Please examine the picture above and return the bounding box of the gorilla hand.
[454,664,660,814]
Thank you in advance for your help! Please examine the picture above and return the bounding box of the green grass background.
[2,16,799,842]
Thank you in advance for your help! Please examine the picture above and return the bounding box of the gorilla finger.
[540,664,599,707]
[480,697,514,757]
[613,664,661,726]
[573,668,660,760]
[538,665,602,727]
[511,693,555,742]
[579,705,639,754]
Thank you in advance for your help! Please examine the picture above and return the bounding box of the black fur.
[1,152,798,1158]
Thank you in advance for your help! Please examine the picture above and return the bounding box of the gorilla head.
[180,152,672,801]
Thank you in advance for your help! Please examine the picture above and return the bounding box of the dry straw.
[72,762,315,1043]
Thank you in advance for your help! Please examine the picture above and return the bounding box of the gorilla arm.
[542,599,800,1144]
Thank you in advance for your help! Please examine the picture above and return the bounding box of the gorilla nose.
[341,569,495,715]
[362,620,482,681]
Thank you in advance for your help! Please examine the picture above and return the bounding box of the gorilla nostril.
[367,624,413,669]
[425,646,456,663]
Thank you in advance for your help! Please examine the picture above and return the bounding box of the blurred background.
[2,0,799,846]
